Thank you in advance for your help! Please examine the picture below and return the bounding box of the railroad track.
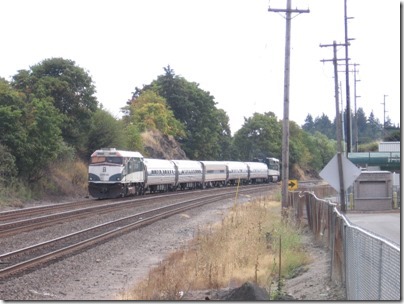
[0,189,212,223]
[0,185,275,279]
[0,194,165,237]
[0,184,274,237]
[0,199,109,222]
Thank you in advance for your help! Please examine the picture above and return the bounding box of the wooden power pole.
[268,0,309,212]
[344,0,355,155]
[320,41,347,211]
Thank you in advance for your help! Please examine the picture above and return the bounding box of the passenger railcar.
[199,161,227,188]
[143,158,176,193]
[171,159,203,190]
[245,162,269,183]
[226,161,249,185]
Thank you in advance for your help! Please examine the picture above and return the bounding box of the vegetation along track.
[0,184,275,280]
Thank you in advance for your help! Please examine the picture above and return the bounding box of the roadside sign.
[288,179,298,191]
[320,154,361,192]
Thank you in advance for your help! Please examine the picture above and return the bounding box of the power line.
[320,41,346,212]
[268,0,309,212]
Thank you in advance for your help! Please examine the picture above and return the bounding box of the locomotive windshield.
[267,158,280,171]
[90,156,123,164]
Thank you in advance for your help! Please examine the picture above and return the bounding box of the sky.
[1,0,401,134]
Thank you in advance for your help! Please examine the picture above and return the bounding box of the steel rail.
[0,184,274,237]
[0,186,272,279]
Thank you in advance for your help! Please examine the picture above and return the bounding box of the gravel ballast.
[0,193,253,300]
[0,189,345,301]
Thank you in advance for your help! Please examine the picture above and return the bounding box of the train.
[88,148,280,199]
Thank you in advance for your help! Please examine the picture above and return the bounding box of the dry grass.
[0,159,89,206]
[48,160,89,196]
[32,159,89,199]
[120,197,310,300]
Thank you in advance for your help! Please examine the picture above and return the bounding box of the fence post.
[393,191,397,209]
[342,220,348,299]
[349,192,354,210]
[330,206,335,280]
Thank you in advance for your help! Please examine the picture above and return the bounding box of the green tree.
[384,130,400,141]
[366,111,383,141]
[314,113,335,139]
[127,90,186,138]
[302,114,315,134]
[0,144,18,186]
[137,66,229,159]
[123,123,144,152]
[21,97,64,181]
[0,79,27,164]
[304,131,336,170]
[215,109,232,160]
[0,78,64,181]
[11,58,98,154]
[87,108,127,157]
[232,112,282,161]
[289,121,311,167]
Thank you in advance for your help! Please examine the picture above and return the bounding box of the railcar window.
[132,158,144,171]
[91,156,123,164]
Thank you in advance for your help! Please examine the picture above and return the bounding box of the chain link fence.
[288,184,400,300]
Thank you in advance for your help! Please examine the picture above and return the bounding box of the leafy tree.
[0,77,64,181]
[232,112,281,161]
[0,79,27,163]
[289,121,311,167]
[123,123,144,152]
[302,114,315,134]
[11,58,98,154]
[356,108,368,136]
[127,90,186,138]
[384,129,400,141]
[0,144,18,185]
[21,97,64,181]
[215,109,232,160]
[366,111,383,141]
[305,131,336,170]
[135,66,229,160]
[87,108,127,158]
[304,107,397,146]
[314,113,335,139]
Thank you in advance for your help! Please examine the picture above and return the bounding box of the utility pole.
[268,0,309,213]
[344,0,355,155]
[381,94,388,138]
[353,63,360,152]
[339,81,346,152]
[320,41,347,212]
[382,94,388,129]
[337,62,360,151]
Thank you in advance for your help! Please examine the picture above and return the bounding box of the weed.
[122,196,309,300]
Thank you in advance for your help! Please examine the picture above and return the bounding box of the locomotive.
[88,148,280,199]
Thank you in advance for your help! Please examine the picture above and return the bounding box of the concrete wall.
[378,141,400,152]
[353,171,393,211]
